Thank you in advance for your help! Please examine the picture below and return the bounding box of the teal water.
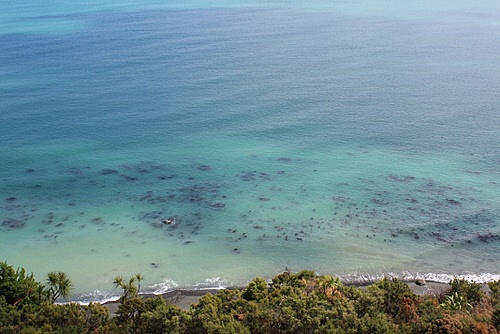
[1,1,499,301]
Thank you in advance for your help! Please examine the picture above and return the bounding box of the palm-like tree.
[18,274,40,305]
[46,271,73,303]
[113,274,143,302]
[135,273,144,293]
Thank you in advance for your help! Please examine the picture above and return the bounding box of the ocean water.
[1,1,499,302]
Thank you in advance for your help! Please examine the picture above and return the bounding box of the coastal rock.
[415,278,426,286]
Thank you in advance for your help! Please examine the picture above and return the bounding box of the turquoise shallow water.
[1,1,499,301]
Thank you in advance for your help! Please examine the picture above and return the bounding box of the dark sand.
[103,281,452,314]
[103,289,221,314]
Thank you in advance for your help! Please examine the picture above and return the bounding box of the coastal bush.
[447,278,484,306]
[189,290,249,333]
[242,277,267,301]
[0,261,44,307]
[426,313,467,334]
[489,280,500,330]
[369,277,418,323]
[32,302,87,333]
[358,312,402,334]
[136,297,189,334]
[493,307,500,331]
[490,281,500,302]
[413,295,444,332]
[114,296,145,332]
[471,299,497,333]
[0,296,22,333]
[240,272,365,333]
[269,270,316,290]
[3,261,500,333]
[345,285,383,319]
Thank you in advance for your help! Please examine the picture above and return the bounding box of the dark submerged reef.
[1,159,498,261]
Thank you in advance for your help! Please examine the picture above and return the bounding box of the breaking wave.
[340,271,500,285]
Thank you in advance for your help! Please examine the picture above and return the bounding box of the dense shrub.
[369,277,418,324]
[487,280,500,332]
[135,296,190,334]
[0,261,44,307]
[447,278,485,306]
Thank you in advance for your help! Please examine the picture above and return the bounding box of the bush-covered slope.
[1,261,499,333]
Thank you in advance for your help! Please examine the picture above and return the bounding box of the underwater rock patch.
[331,196,350,203]
[386,174,416,183]
[179,182,223,207]
[240,171,272,182]
[43,212,55,224]
[428,231,447,242]
[100,169,119,175]
[477,233,500,243]
[68,167,86,176]
[139,211,164,224]
[240,171,257,181]
[371,198,390,205]
[121,175,138,181]
[91,217,105,225]
[158,174,176,180]
[445,198,461,205]
[122,161,166,174]
[1,218,25,229]
[140,191,175,204]
[259,172,271,180]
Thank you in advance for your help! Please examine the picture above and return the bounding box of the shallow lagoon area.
[1,1,499,301]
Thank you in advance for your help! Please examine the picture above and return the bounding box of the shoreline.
[103,280,456,313]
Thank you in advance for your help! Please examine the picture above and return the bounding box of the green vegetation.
[1,261,499,333]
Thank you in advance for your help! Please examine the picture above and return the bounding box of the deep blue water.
[1,1,499,301]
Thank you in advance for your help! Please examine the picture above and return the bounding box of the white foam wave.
[71,290,121,305]
[146,277,229,294]
[420,273,500,284]
[193,277,229,290]
[341,271,500,285]
[146,278,180,295]
[145,278,179,295]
